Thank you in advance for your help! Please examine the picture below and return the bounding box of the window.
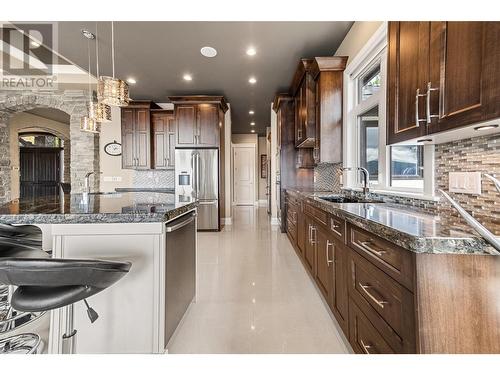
[358,106,379,181]
[19,133,62,148]
[343,23,434,197]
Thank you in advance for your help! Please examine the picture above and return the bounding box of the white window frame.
[343,22,435,199]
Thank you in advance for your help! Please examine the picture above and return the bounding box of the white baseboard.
[270,217,279,225]
[221,217,232,225]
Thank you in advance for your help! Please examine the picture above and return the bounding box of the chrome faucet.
[357,167,370,195]
[84,172,95,194]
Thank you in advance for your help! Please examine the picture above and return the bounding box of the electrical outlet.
[449,172,482,194]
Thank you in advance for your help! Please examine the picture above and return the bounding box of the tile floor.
[168,206,350,354]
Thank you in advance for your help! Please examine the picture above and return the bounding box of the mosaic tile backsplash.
[133,170,175,189]
[313,133,499,221]
[435,133,499,220]
[314,162,342,192]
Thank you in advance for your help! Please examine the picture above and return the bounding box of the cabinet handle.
[313,147,319,163]
[164,157,167,166]
[308,224,312,244]
[310,226,317,245]
[358,240,386,257]
[415,88,426,127]
[330,218,342,236]
[326,240,334,266]
[297,128,302,139]
[358,283,388,309]
[360,339,373,354]
[426,82,439,125]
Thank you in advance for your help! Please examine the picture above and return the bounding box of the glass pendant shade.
[89,100,112,123]
[80,116,100,133]
[97,76,130,107]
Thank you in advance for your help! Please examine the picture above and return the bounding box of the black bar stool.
[0,224,132,354]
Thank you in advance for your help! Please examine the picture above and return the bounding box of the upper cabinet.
[151,110,175,170]
[169,96,228,148]
[388,21,500,144]
[290,59,316,148]
[121,101,160,170]
[310,56,347,164]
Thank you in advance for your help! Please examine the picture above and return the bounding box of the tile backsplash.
[314,162,342,192]
[435,133,499,219]
[313,133,499,220]
[133,170,175,189]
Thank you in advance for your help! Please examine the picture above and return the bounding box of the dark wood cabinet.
[121,101,159,170]
[152,110,175,170]
[387,21,430,144]
[388,21,500,144]
[291,59,316,148]
[169,96,227,148]
[304,215,316,274]
[331,239,348,334]
[296,200,306,257]
[315,225,333,303]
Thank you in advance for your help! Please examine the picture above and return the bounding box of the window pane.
[19,133,62,148]
[390,145,424,189]
[359,64,381,102]
[358,106,378,181]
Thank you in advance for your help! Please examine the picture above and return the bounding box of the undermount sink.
[317,195,383,204]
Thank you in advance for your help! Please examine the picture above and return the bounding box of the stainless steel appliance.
[175,149,219,230]
[164,211,196,347]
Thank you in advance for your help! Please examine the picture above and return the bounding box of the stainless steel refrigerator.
[175,149,219,230]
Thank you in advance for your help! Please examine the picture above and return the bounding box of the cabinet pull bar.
[415,88,426,127]
[426,82,439,125]
[358,283,388,309]
[359,240,386,257]
[326,240,334,266]
[310,226,317,245]
[360,339,373,354]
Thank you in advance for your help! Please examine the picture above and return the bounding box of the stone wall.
[0,90,99,203]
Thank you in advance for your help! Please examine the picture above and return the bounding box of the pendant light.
[89,22,112,123]
[80,35,100,134]
[97,22,130,107]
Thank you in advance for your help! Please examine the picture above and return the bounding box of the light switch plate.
[449,172,482,194]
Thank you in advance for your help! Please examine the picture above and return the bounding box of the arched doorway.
[18,132,66,200]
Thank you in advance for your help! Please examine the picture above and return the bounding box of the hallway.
[168,206,350,354]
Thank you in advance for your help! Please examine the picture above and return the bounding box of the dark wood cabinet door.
[167,116,176,169]
[429,22,500,133]
[315,226,333,304]
[152,112,169,169]
[304,216,316,274]
[296,201,306,257]
[134,109,151,169]
[332,241,349,334]
[197,104,219,147]
[176,105,197,147]
[387,21,430,144]
[121,108,136,169]
[295,82,305,146]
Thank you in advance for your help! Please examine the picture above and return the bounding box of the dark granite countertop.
[0,192,198,224]
[286,189,500,255]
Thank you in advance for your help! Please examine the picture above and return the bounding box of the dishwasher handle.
[166,212,196,233]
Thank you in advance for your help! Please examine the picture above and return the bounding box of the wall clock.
[104,140,122,156]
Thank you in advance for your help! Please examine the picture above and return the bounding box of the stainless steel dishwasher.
[164,210,196,347]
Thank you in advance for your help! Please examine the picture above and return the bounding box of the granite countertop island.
[286,189,500,255]
[0,191,198,224]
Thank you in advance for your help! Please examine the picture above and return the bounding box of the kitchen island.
[0,192,198,354]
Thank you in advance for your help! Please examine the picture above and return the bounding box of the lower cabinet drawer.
[349,299,396,354]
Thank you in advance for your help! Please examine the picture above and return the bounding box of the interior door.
[387,21,430,144]
[233,146,255,205]
[20,148,61,199]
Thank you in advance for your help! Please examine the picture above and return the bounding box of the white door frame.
[231,142,257,206]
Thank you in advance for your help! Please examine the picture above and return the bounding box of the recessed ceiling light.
[248,77,257,84]
[246,47,256,56]
[81,29,95,40]
[249,110,255,115]
[250,122,255,126]
[200,46,217,58]
[183,74,193,81]
[474,124,499,131]
[30,40,41,47]
[126,77,137,84]
[251,129,255,133]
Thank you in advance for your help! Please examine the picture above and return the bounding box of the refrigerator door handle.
[198,200,218,205]
[196,153,201,199]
